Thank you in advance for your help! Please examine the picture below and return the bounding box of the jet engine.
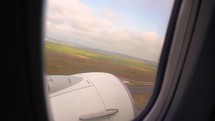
[47,72,135,121]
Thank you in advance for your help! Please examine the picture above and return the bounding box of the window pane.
[44,0,174,120]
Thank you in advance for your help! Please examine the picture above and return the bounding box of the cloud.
[102,8,121,23]
[47,0,109,31]
[45,0,164,61]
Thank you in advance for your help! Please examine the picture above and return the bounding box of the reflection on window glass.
[44,0,174,120]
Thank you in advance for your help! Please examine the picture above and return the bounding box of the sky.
[45,0,174,62]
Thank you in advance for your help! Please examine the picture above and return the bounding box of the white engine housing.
[47,72,135,121]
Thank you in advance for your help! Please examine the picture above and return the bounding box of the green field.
[44,41,156,82]
[44,41,156,113]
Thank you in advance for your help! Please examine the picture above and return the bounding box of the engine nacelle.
[47,72,135,121]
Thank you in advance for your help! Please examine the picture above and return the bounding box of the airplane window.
[44,0,174,120]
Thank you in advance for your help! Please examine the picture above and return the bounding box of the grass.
[45,41,157,82]
[132,93,152,116]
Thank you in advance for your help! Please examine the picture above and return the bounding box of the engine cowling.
[47,72,135,121]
